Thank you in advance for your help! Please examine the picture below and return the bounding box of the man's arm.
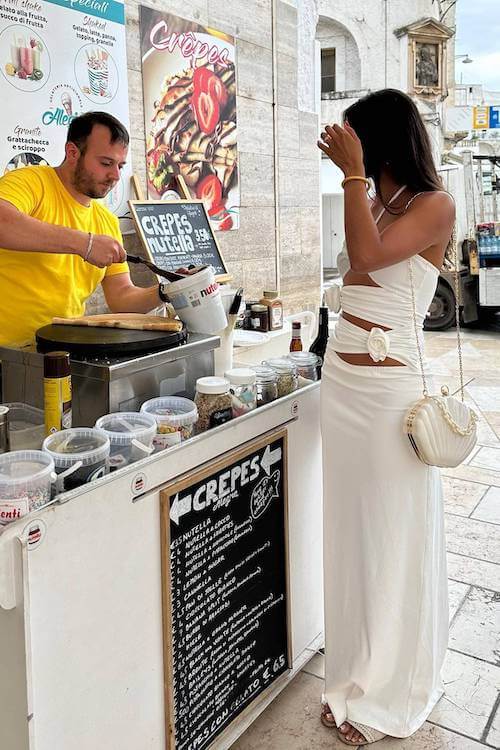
[101,272,163,313]
[0,199,126,267]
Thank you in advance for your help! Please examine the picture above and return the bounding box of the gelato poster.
[140,7,239,231]
[0,0,131,220]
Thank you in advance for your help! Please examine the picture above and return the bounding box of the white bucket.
[166,266,227,334]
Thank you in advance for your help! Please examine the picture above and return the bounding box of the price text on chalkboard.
[129,200,228,278]
[160,431,290,750]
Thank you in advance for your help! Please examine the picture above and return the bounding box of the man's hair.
[66,111,129,153]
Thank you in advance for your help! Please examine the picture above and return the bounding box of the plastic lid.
[251,365,278,384]
[264,357,297,375]
[140,396,198,426]
[43,428,110,468]
[0,450,54,486]
[44,351,70,378]
[288,351,321,366]
[95,412,157,445]
[224,368,257,386]
[195,377,230,395]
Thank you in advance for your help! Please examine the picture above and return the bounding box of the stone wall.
[87,0,322,316]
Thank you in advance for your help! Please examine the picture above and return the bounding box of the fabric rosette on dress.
[367,327,390,362]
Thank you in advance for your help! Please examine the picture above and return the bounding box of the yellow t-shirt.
[0,165,129,346]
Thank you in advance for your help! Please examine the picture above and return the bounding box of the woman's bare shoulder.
[409,190,455,225]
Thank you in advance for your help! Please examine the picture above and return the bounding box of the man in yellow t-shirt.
[0,111,169,346]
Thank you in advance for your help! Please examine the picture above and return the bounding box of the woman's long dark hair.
[344,89,443,211]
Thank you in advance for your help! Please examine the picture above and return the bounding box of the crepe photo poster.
[0,0,131,222]
[140,8,239,231]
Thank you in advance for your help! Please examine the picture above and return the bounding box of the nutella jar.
[250,304,269,332]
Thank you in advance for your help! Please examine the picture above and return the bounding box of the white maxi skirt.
[321,345,448,738]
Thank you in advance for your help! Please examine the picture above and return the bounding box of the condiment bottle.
[0,406,10,454]
[259,290,283,331]
[309,304,329,377]
[43,351,72,436]
[250,304,270,332]
[290,321,303,352]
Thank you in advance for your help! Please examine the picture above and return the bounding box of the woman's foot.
[320,694,336,728]
[338,722,367,744]
[337,720,386,746]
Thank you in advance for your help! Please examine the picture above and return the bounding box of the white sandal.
[337,719,386,746]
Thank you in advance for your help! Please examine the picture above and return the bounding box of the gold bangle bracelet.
[341,176,370,190]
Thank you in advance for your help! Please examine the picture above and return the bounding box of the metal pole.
[477,159,485,222]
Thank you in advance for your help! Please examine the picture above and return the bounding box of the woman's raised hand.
[317,122,365,177]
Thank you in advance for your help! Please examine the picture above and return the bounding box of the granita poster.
[140,7,239,231]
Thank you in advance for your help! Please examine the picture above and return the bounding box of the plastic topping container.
[140,396,198,450]
[95,412,157,469]
[5,402,45,450]
[194,377,233,432]
[43,427,110,492]
[0,450,55,525]
[263,358,299,397]
[224,368,257,417]
[288,351,322,381]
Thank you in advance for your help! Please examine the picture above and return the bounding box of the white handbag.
[404,236,478,468]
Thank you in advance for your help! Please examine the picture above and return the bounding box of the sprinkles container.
[95,412,157,470]
[140,396,198,450]
[0,450,55,526]
[43,428,110,492]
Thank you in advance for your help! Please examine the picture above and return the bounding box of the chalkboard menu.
[129,200,229,279]
[160,430,290,750]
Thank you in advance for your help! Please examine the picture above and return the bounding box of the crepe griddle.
[36,322,188,356]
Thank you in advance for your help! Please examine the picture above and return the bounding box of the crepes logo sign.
[149,22,230,67]
[42,84,83,126]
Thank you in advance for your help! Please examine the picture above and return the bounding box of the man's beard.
[73,156,115,199]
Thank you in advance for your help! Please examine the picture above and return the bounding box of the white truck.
[425,151,500,330]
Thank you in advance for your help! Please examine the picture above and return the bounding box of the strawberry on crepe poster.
[139,8,239,231]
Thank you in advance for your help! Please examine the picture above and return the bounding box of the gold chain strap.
[408,223,465,401]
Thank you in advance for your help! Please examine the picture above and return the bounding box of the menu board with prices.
[129,199,229,280]
[160,430,290,750]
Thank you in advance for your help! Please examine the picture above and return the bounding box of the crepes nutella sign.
[139,7,239,231]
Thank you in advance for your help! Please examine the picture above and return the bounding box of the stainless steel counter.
[0,333,220,426]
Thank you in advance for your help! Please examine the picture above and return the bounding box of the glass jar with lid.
[251,366,278,407]
[288,351,322,381]
[263,357,298,397]
[250,304,269,332]
[224,368,257,417]
[194,377,233,432]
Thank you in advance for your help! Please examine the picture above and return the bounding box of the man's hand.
[83,234,127,268]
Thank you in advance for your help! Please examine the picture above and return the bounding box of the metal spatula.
[126,254,186,282]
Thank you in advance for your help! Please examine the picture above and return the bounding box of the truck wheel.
[424,281,456,331]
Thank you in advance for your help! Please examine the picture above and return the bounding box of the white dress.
[321,197,448,738]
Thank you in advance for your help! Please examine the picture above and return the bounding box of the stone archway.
[316,15,362,95]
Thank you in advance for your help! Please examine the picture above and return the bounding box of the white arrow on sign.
[260,444,282,476]
[170,493,192,526]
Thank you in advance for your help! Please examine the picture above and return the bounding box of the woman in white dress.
[317,90,455,745]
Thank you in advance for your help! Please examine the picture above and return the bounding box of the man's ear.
[65,141,80,165]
